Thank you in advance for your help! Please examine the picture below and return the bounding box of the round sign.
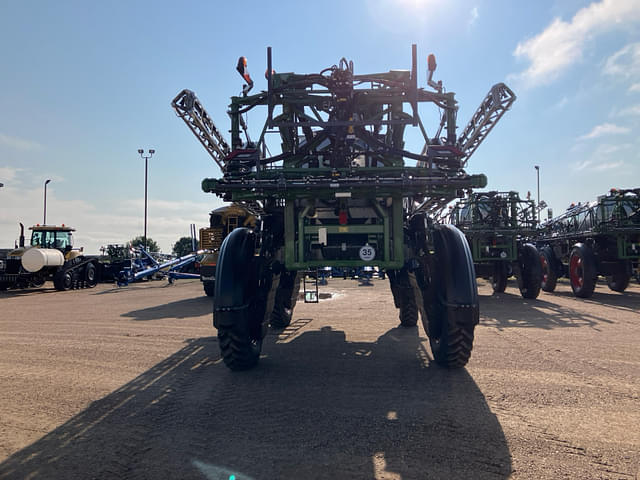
[359,244,376,261]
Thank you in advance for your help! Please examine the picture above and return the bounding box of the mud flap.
[431,224,479,327]
[213,228,256,329]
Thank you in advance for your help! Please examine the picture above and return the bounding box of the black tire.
[0,282,9,291]
[399,288,418,327]
[203,281,215,297]
[539,247,558,292]
[569,243,597,298]
[607,270,630,293]
[270,271,300,329]
[214,228,263,371]
[491,262,508,293]
[517,243,542,299]
[270,301,292,329]
[53,270,73,291]
[416,224,479,368]
[388,269,418,327]
[84,262,98,288]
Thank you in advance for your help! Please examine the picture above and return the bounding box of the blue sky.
[1,0,638,253]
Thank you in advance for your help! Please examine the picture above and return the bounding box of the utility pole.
[138,149,155,250]
[534,165,540,216]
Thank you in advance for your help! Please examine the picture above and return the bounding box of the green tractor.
[448,191,542,299]
[536,188,640,298]
[173,45,515,370]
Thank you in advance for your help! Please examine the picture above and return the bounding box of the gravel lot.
[0,277,638,479]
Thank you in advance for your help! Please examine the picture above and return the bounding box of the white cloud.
[511,0,640,87]
[578,123,630,140]
[630,83,640,92]
[554,96,569,109]
[573,142,632,171]
[593,160,625,171]
[0,133,41,151]
[604,42,640,78]
[0,166,24,183]
[616,104,640,116]
[469,6,478,26]
[575,158,625,171]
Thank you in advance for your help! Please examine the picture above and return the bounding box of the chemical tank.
[21,248,65,272]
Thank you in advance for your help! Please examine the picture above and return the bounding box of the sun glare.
[394,0,433,9]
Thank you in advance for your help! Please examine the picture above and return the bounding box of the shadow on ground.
[0,286,58,296]
[479,280,639,330]
[549,289,640,314]
[121,296,213,320]
[0,325,511,479]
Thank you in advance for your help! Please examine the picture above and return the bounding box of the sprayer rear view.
[172,45,516,370]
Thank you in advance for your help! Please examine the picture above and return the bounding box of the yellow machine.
[198,204,256,296]
[0,224,98,291]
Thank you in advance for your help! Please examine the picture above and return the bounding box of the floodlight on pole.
[534,165,540,215]
[138,149,155,251]
[44,179,51,225]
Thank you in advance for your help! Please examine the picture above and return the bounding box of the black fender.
[213,228,256,328]
[432,224,479,326]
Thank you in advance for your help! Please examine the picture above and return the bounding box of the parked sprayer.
[536,188,640,298]
[173,45,515,370]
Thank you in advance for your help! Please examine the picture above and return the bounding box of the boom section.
[458,83,516,165]
[172,89,231,171]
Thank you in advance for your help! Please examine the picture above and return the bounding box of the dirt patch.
[0,277,638,479]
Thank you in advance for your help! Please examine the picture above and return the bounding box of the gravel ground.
[0,277,638,479]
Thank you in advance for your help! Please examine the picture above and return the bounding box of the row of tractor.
[0,224,201,292]
[447,188,640,300]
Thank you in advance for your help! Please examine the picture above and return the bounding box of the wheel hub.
[570,255,583,288]
[541,256,549,283]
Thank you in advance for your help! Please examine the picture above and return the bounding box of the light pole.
[138,149,155,251]
[43,179,51,225]
[534,165,540,215]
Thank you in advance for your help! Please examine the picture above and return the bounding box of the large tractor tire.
[270,270,300,329]
[203,281,215,297]
[53,269,73,291]
[84,262,98,288]
[539,246,558,292]
[517,243,542,299]
[413,224,479,368]
[398,289,418,327]
[214,228,265,371]
[491,262,508,293]
[569,243,597,298]
[388,268,418,327]
[607,268,630,293]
